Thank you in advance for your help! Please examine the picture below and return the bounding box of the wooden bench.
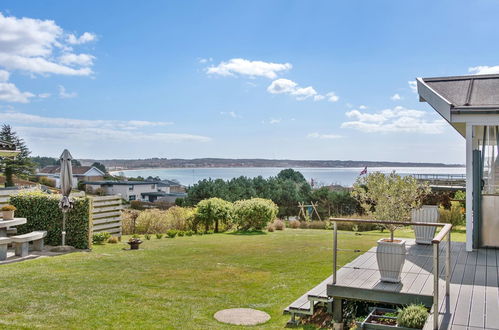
[0,237,11,261]
[10,231,47,257]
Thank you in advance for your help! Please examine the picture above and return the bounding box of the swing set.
[297,202,322,221]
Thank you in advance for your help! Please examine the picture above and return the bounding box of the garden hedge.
[10,191,91,249]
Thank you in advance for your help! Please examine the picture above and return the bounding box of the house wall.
[87,183,158,201]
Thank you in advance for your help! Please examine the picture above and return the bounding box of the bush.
[185,230,194,236]
[155,233,163,239]
[166,229,177,238]
[439,201,464,226]
[195,198,233,233]
[132,207,196,235]
[130,200,146,210]
[267,224,275,232]
[39,176,56,187]
[397,304,428,329]
[93,232,110,244]
[288,219,301,229]
[177,231,185,237]
[108,236,119,244]
[10,191,91,249]
[273,219,285,230]
[233,198,278,231]
[144,234,151,240]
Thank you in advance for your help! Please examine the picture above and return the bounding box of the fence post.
[445,231,451,297]
[333,220,338,284]
[433,242,439,330]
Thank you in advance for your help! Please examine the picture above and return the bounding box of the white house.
[84,180,159,201]
[417,73,499,251]
[37,166,105,188]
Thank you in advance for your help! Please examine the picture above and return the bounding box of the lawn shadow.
[228,230,267,236]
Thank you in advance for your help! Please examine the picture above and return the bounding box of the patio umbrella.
[59,149,73,247]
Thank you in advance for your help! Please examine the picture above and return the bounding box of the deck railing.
[329,218,452,330]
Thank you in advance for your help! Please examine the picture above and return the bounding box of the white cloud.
[220,111,239,118]
[307,132,342,139]
[408,80,417,93]
[359,105,367,110]
[269,118,281,124]
[314,95,325,101]
[341,106,446,134]
[0,69,34,103]
[59,53,95,66]
[206,58,292,79]
[67,32,96,45]
[198,57,212,64]
[267,78,319,101]
[390,93,402,101]
[2,110,210,145]
[0,13,95,76]
[58,85,77,99]
[38,93,51,98]
[326,92,339,102]
[468,65,499,75]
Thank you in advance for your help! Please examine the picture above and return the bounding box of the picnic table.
[0,218,27,237]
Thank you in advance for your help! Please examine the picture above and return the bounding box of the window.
[151,184,155,189]
[129,195,136,201]
[128,185,134,191]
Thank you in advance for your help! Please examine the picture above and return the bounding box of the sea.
[111,167,466,187]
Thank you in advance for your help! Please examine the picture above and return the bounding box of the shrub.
[177,231,185,237]
[1,204,16,211]
[144,234,151,240]
[195,198,233,233]
[439,201,464,226]
[10,191,91,249]
[288,219,301,229]
[397,304,428,329]
[108,236,119,244]
[122,209,140,235]
[273,219,285,230]
[205,230,214,234]
[166,229,177,238]
[93,232,110,244]
[267,224,275,232]
[39,176,56,187]
[155,233,163,239]
[130,200,146,210]
[185,230,194,236]
[233,198,278,231]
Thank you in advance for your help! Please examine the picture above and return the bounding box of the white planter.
[2,210,14,220]
[376,239,406,283]
[411,205,439,245]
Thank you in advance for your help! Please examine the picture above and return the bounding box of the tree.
[91,162,107,174]
[352,172,429,241]
[195,198,233,232]
[0,125,35,187]
[233,198,278,231]
[30,156,57,169]
[277,168,307,184]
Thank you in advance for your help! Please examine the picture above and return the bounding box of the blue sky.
[1,1,499,163]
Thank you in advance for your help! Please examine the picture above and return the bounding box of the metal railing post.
[433,242,439,330]
[445,231,451,297]
[333,221,337,284]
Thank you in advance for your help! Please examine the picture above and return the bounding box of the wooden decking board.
[485,266,499,329]
[447,253,476,327]
[477,249,488,266]
[469,265,487,328]
[486,248,497,267]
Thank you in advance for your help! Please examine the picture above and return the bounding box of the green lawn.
[0,228,464,329]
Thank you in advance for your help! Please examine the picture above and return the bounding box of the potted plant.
[353,172,427,283]
[411,192,439,245]
[1,204,17,220]
[356,305,427,329]
[127,237,143,250]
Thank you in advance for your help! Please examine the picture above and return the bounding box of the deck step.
[283,275,332,316]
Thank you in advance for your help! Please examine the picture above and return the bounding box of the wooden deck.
[323,240,499,329]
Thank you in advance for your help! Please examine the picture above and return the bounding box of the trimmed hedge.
[10,191,91,249]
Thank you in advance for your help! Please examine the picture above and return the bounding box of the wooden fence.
[90,195,123,238]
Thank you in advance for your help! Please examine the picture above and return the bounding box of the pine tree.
[0,124,35,187]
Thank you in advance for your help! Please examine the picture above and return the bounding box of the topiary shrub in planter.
[233,198,279,231]
[10,191,91,249]
[353,172,428,283]
[397,305,428,329]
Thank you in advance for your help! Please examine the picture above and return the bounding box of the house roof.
[84,180,158,186]
[141,191,187,197]
[39,165,105,176]
[419,74,499,114]
[157,179,183,187]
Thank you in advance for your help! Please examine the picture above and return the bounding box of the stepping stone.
[214,308,270,326]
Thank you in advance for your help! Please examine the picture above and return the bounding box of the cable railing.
[329,218,452,330]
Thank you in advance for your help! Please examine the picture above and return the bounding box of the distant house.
[37,166,105,188]
[84,179,187,202]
